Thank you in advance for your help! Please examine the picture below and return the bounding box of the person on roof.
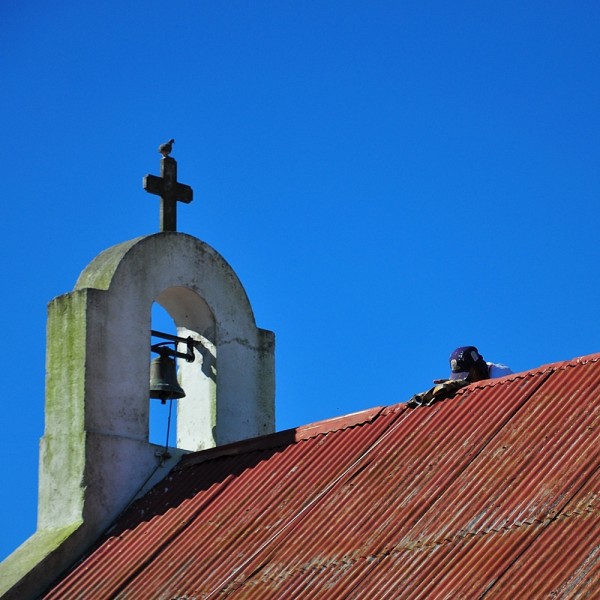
[412,346,514,408]
[448,346,513,382]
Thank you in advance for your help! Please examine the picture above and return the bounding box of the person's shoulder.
[487,362,514,378]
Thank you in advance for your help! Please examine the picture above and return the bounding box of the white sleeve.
[488,363,514,378]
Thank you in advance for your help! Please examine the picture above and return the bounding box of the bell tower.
[0,143,275,599]
[71,232,275,455]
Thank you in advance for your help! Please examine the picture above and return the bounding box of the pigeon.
[159,139,175,157]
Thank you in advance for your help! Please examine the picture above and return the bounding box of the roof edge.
[375,350,600,413]
[456,351,600,394]
[176,351,600,469]
[176,406,385,470]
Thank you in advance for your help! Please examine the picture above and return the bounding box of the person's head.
[448,346,489,381]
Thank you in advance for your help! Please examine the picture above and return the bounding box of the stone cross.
[143,156,193,232]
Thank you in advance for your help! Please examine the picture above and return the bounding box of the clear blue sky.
[1,1,599,562]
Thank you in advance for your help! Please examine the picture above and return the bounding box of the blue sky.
[1,1,599,562]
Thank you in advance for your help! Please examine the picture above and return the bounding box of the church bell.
[149,353,186,404]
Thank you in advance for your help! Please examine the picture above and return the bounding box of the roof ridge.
[451,351,600,394]
[364,351,600,416]
[176,351,600,470]
[176,406,385,470]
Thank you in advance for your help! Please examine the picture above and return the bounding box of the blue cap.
[449,346,484,380]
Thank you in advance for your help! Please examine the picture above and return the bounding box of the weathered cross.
[143,155,193,232]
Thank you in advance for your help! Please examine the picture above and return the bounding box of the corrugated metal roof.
[43,353,600,598]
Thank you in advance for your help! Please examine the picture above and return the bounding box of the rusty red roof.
[43,353,600,598]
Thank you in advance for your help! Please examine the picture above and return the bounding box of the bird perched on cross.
[159,138,175,157]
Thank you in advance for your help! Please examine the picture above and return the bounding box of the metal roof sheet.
[43,353,600,598]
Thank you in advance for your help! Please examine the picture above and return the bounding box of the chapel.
[0,146,597,599]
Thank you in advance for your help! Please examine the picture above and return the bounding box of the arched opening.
[151,286,217,451]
